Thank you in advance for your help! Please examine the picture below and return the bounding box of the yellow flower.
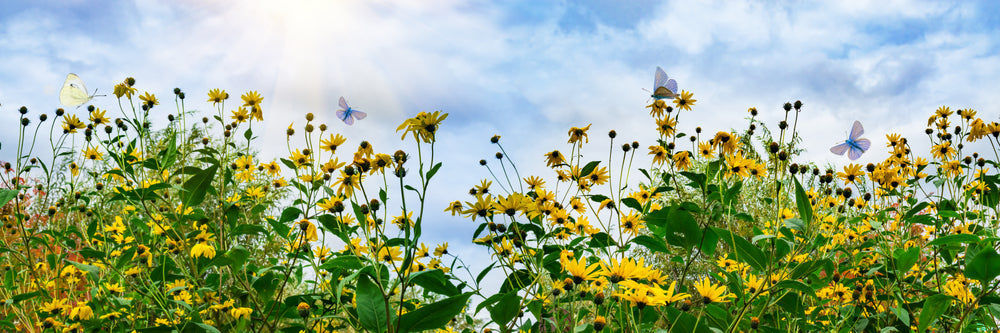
[931,141,955,160]
[838,163,864,184]
[207,88,229,105]
[698,141,715,159]
[567,124,592,144]
[646,99,668,118]
[672,150,692,170]
[62,114,86,133]
[113,81,136,99]
[655,116,677,137]
[89,108,110,125]
[561,254,601,283]
[544,150,566,168]
[241,91,264,115]
[190,242,216,259]
[139,92,159,107]
[673,90,696,111]
[649,145,668,165]
[694,277,735,304]
[434,242,449,257]
[83,146,103,161]
[289,149,312,169]
[230,307,253,320]
[320,133,347,153]
[397,111,449,143]
[375,246,403,263]
[69,302,93,321]
[600,257,648,283]
[231,107,250,123]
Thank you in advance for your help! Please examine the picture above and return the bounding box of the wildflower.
[544,150,566,168]
[524,175,545,190]
[649,145,669,165]
[567,124,592,144]
[587,166,610,185]
[445,200,463,216]
[397,110,448,143]
[672,150,692,170]
[69,302,93,321]
[931,141,955,160]
[86,109,111,127]
[62,115,85,133]
[655,116,677,137]
[113,82,136,99]
[83,146,103,160]
[594,316,607,331]
[320,133,347,153]
[462,194,494,221]
[694,277,734,304]
[940,160,963,177]
[698,141,715,159]
[673,90,696,111]
[434,243,449,257]
[191,242,216,259]
[725,151,752,179]
[231,107,250,123]
[837,163,864,184]
[230,307,253,320]
[375,246,403,263]
[600,257,648,283]
[139,92,159,107]
[615,280,668,308]
[561,254,601,283]
[391,211,414,229]
[647,99,668,118]
[289,149,312,169]
[620,212,646,235]
[207,88,228,105]
[242,91,264,114]
[712,131,738,155]
[662,281,691,303]
[416,243,431,258]
[335,170,362,197]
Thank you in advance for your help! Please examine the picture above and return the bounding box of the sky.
[2,0,1000,299]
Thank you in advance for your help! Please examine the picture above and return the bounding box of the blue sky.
[3,0,1000,291]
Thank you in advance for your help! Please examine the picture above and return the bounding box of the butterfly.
[336,96,367,125]
[830,120,871,160]
[60,73,102,108]
[650,66,679,100]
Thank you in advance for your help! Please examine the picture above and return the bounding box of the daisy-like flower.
[62,114,85,133]
[694,277,735,304]
[83,146,103,161]
[524,175,545,190]
[397,110,448,143]
[655,116,677,137]
[190,242,216,259]
[673,150,692,170]
[207,88,229,105]
[567,124,592,144]
[837,163,864,184]
[376,246,403,263]
[561,254,601,283]
[231,107,250,123]
[230,307,253,320]
[931,141,955,160]
[242,91,264,118]
[698,141,715,159]
[673,90,696,111]
[89,108,110,125]
[649,145,669,165]
[139,92,159,108]
[600,257,648,283]
[647,99,668,118]
[321,133,347,153]
[712,131,739,155]
[434,242,449,257]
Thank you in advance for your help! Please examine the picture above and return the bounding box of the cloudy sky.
[2,0,1000,292]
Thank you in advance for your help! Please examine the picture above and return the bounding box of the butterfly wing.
[339,96,349,110]
[830,142,850,156]
[849,120,865,141]
[60,73,93,107]
[653,67,668,91]
[848,145,864,160]
[665,78,678,97]
[350,109,367,121]
[340,109,355,126]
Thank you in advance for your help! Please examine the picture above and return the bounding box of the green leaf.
[774,280,817,299]
[356,274,391,333]
[66,260,100,281]
[894,247,921,276]
[621,197,643,211]
[181,165,218,207]
[0,189,17,207]
[319,255,364,271]
[793,177,813,224]
[965,248,1000,285]
[426,162,443,180]
[586,232,616,248]
[226,246,250,271]
[631,235,670,254]
[713,228,766,271]
[927,234,980,246]
[180,322,222,333]
[918,294,953,333]
[579,161,601,178]
[500,269,531,294]
[490,291,522,328]
[409,269,461,296]
[397,293,473,333]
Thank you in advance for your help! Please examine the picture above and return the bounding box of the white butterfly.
[60,73,101,108]
[336,96,367,125]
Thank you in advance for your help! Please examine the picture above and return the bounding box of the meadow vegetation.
[2,77,999,332]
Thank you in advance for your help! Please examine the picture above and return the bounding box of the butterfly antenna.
[93,88,106,97]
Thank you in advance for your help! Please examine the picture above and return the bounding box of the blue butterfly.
[650,66,679,100]
[336,96,367,126]
[830,120,871,160]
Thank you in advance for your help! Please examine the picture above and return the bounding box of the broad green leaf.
[0,189,17,207]
[490,291,521,328]
[397,293,472,333]
[631,235,670,254]
[181,165,218,207]
[356,274,391,333]
[894,247,921,276]
[713,228,766,271]
[793,177,812,224]
[918,294,953,333]
[965,248,1000,285]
